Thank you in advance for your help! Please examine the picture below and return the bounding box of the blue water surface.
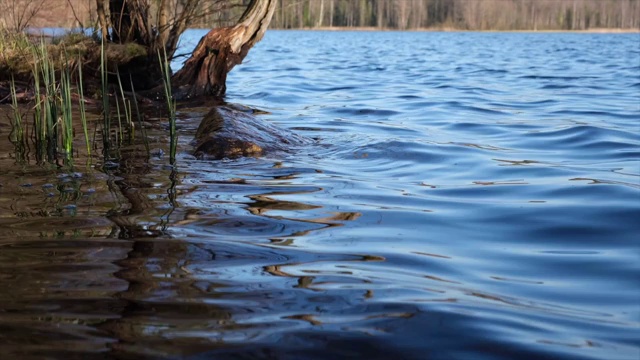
[0,30,638,360]
[173,30,640,359]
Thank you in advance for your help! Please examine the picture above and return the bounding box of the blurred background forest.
[273,0,640,30]
[1,0,639,32]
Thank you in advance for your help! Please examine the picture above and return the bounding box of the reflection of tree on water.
[102,152,237,357]
[246,193,361,241]
[98,150,401,357]
[0,141,419,358]
[106,154,180,238]
[100,240,237,358]
[0,150,423,358]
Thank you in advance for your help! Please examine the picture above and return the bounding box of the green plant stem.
[77,59,91,157]
[158,49,177,164]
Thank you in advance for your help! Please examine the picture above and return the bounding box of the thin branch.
[66,0,85,29]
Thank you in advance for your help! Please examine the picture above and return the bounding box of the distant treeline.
[270,0,640,30]
[1,0,638,32]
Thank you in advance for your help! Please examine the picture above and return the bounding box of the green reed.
[158,49,177,164]
[31,47,43,151]
[13,39,95,162]
[129,75,150,156]
[59,53,74,158]
[5,32,158,164]
[32,40,59,160]
[9,76,25,151]
[115,69,134,144]
[114,87,123,145]
[100,36,110,151]
[77,58,91,156]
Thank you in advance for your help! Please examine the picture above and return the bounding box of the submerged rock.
[192,105,309,160]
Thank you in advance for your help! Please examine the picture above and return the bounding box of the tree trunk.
[109,0,151,45]
[96,0,111,41]
[157,0,169,48]
[171,0,277,99]
[318,0,324,27]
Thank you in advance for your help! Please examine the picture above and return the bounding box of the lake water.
[1,30,639,359]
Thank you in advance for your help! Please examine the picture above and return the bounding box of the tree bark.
[171,0,277,99]
[109,0,151,45]
[318,0,324,27]
[157,0,169,49]
[96,0,110,41]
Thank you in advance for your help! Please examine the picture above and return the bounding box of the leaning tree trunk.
[172,0,277,98]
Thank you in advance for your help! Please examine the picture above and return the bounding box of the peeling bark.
[172,0,277,99]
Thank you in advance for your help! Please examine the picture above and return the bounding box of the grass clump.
[0,30,36,78]
[1,29,161,165]
[1,33,96,163]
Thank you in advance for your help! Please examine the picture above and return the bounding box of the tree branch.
[171,0,277,98]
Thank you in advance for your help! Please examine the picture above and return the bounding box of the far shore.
[268,26,640,34]
[10,25,640,35]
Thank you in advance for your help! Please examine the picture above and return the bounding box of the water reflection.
[97,234,407,358]
[246,192,361,241]
[0,238,130,358]
[30,143,380,358]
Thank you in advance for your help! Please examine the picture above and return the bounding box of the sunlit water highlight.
[0,31,638,359]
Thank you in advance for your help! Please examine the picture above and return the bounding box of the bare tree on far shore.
[271,0,640,31]
[0,0,46,32]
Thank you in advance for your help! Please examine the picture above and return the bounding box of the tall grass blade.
[40,40,58,161]
[129,74,150,156]
[60,51,74,160]
[114,89,122,145]
[115,69,132,144]
[158,49,176,164]
[100,36,110,152]
[31,45,44,159]
[9,76,26,161]
[77,58,91,157]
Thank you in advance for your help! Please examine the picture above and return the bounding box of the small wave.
[541,84,578,89]
[550,110,639,120]
[519,75,587,81]
[523,125,639,155]
[467,68,509,75]
[332,108,401,117]
[440,101,508,115]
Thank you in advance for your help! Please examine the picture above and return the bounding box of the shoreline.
[11,25,639,34]
[267,26,640,34]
